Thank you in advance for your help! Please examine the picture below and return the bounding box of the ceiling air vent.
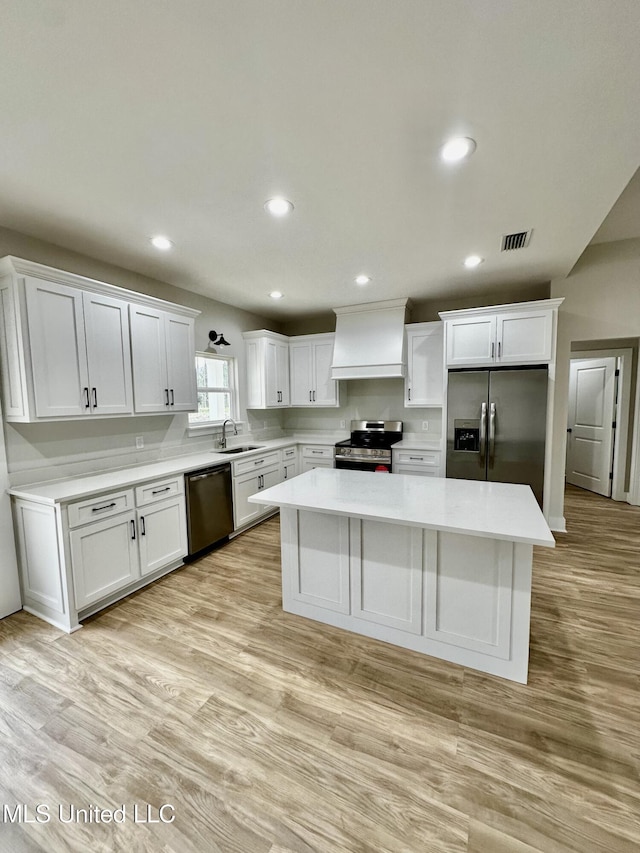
[501,230,532,251]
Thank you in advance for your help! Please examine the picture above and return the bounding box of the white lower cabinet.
[233,465,281,529]
[69,477,187,609]
[137,497,187,577]
[300,444,334,472]
[13,475,187,631]
[392,448,442,477]
[231,444,301,531]
[281,445,299,481]
[231,449,283,530]
[70,512,140,609]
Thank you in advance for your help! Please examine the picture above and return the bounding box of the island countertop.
[250,468,555,547]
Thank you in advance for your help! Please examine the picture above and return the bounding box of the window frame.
[188,351,239,432]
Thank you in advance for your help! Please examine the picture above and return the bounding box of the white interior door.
[566,357,617,496]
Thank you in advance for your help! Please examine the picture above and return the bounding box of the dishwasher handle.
[187,466,230,482]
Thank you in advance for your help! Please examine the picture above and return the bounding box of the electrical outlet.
[422,421,429,431]
[135,436,144,449]
[340,420,346,429]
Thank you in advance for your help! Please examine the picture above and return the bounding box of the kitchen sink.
[217,445,264,454]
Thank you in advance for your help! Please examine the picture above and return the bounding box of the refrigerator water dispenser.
[453,419,480,452]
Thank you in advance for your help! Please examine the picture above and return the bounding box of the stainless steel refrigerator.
[446,367,548,505]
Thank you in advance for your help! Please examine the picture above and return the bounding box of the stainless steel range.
[334,420,403,472]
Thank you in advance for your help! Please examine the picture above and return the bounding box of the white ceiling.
[1,1,639,319]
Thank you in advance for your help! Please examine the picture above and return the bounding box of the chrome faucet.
[220,418,238,449]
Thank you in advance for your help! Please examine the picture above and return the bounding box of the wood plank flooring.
[0,485,638,852]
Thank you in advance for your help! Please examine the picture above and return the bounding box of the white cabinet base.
[280,507,533,683]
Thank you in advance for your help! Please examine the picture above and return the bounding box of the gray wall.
[549,238,640,524]
[0,226,286,484]
[279,281,551,335]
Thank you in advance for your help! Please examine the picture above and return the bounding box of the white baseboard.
[548,516,566,534]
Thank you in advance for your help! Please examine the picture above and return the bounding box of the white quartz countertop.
[392,439,442,451]
[7,437,311,505]
[249,468,555,547]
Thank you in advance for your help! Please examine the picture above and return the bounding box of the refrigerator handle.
[479,402,487,463]
[489,402,496,466]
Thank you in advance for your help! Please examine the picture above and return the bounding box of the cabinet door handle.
[312,450,323,455]
[309,391,312,402]
[409,456,424,461]
[313,390,316,402]
[491,342,495,359]
[284,467,288,479]
[151,486,171,495]
[92,502,116,513]
[83,387,90,408]
[140,516,146,536]
[131,519,136,540]
[165,388,170,406]
[170,389,175,405]
[254,459,265,465]
[498,341,501,358]
[92,387,97,408]
[408,388,411,401]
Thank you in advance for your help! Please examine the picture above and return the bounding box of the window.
[188,352,237,426]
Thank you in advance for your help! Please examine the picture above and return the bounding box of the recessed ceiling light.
[150,235,173,250]
[464,254,484,269]
[264,197,294,217]
[355,274,371,285]
[270,291,284,299]
[441,137,476,163]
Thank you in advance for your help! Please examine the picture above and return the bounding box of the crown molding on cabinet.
[0,256,200,319]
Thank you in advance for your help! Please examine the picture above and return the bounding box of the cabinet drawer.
[393,464,439,477]
[281,446,298,461]
[233,450,280,476]
[301,445,333,460]
[67,489,135,528]
[135,476,184,507]
[393,450,441,468]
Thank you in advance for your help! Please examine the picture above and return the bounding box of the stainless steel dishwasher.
[185,463,233,557]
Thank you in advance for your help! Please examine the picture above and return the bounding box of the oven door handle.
[335,455,390,464]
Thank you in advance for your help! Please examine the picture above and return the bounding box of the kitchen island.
[249,468,555,683]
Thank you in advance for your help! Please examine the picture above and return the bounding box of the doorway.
[566,347,633,500]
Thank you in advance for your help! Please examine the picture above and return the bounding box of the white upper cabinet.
[25,278,90,418]
[289,334,339,407]
[165,314,197,411]
[444,315,497,367]
[25,278,132,418]
[0,256,199,422]
[441,299,563,368]
[130,306,196,413]
[243,330,290,408]
[495,309,554,365]
[404,322,444,406]
[82,291,134,415]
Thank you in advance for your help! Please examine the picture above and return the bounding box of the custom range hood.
[331,298,410,380]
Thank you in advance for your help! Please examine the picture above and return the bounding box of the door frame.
[569,348,633,501]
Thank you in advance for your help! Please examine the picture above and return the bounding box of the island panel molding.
[252,468,554,683]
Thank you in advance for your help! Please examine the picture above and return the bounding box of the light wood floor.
[0,485,638,853]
